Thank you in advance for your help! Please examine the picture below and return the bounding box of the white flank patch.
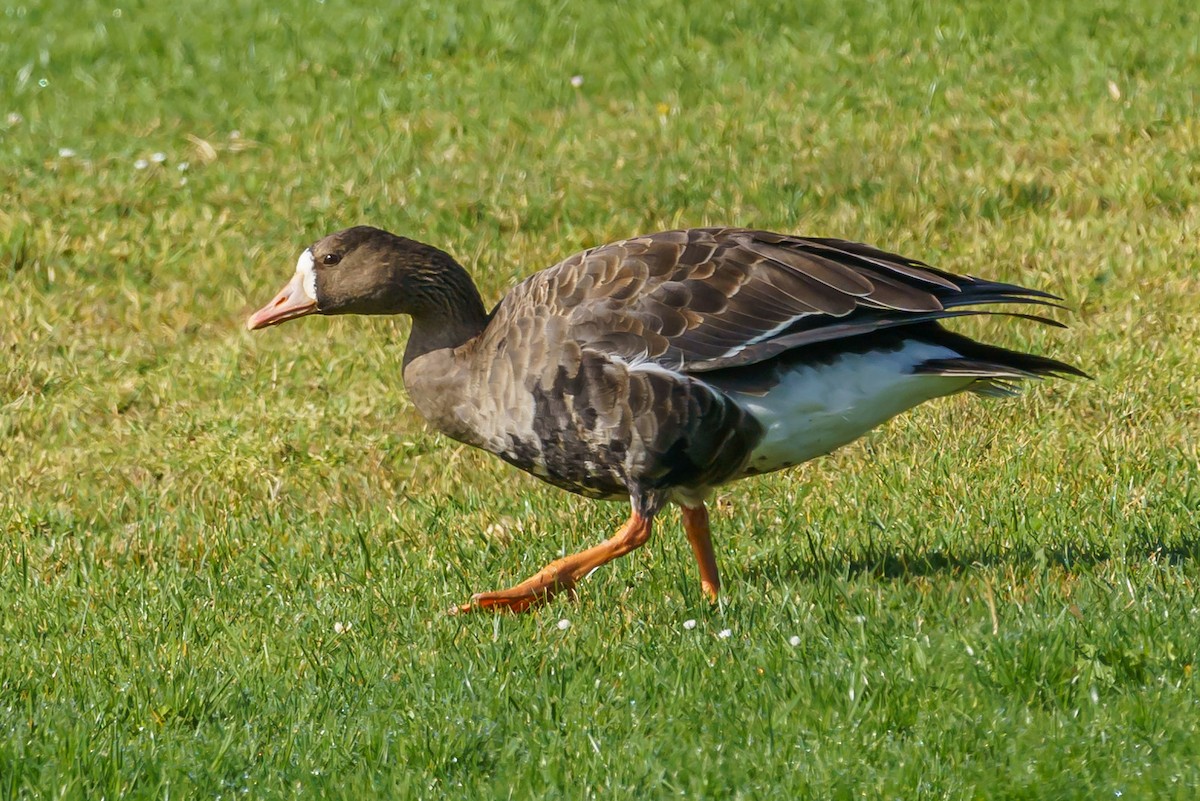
[732,341,974,471]
[295,248,317,302]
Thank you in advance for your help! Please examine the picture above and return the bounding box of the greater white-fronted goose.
[247,226,1085,613]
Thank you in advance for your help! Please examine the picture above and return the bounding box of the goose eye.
[322,253,341,266]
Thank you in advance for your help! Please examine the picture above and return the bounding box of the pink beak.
[247,272,318,330]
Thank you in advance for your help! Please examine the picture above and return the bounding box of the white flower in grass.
[788,635,801,647]
[333,621,351,634]
[683,618,696,630]
[557,618,571,631]
[570,75,583,88]
[718,628,732,639]
[133,158,149,170]
[177,161,189,171]
[58,147,76,158]
[150,152,166,163]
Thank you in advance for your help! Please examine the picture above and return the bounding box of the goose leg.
[454,511,654,614]
[681,503,720,602]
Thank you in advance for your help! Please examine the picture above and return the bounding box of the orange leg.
[681,503,720,602]
[454,511,654,614]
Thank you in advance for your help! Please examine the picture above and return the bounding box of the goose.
[247,226,1085,613]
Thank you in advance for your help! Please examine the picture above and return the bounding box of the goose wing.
[518,227,1063,372]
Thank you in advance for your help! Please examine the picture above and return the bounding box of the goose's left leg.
[453,509,654,614]
[681,502,721,602]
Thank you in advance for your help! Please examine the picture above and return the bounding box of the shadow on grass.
[745,529,1200,584]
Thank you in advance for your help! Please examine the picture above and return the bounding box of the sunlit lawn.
[2,0,1199,797]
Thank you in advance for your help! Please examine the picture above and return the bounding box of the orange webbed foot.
[449,510,653,615]
[450,570,576,615]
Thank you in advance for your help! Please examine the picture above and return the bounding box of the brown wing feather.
[489,227,1063,373]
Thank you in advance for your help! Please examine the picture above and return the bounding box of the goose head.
[248,226,453,329]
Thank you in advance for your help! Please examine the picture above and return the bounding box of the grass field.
[3,0,1199,797]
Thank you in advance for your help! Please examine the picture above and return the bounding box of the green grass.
[2,0,1199,797]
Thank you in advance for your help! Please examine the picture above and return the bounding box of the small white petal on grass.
[570,75,583,88]
[718,628,732,639]
[333,621,351,634]
[788,635,801,647]
[1107,80,1121,101]
[133,158,149,170]
[177,161,189,171]
[557,618,571,631]
[57,148,76,158]
[6,112,24,126]
[683,619,696,630]
[150,152,166,163]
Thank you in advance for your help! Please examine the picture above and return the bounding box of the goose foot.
[451,511,654,614]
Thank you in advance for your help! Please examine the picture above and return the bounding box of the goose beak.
[247,271,317,330]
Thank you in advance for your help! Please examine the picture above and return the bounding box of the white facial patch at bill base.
[295,248,317,302]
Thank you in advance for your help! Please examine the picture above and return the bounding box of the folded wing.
[531,227,1067,372]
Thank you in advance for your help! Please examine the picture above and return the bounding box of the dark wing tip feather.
[795,237,962,290]
[919,329,1092,382]
[956,276,1064,302]
[684,309,1077,372]
[916,357,1091,381]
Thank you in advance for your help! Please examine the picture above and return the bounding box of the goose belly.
[730,341,973,473]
